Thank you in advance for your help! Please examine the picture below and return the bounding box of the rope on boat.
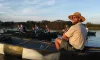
[44,39,55,50]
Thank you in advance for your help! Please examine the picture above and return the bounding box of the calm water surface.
[87,30,100,47]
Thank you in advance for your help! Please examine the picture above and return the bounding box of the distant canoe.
[2,30,58,41]
[3,30,96,37]
[88,31,96,36]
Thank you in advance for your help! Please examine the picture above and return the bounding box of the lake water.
[0,30,100,60]
[87,30,100,47]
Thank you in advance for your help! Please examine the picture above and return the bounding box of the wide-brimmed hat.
[68,12,85,22]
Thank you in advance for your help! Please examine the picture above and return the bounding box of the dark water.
[0,30,100,60]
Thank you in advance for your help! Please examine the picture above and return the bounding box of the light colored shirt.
[65,22,87,50]
[19,26,23,32]
[35,26,39,30]
[86,28,88,32]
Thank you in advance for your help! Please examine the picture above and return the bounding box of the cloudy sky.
[0,0,100,23]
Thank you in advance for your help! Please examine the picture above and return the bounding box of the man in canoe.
[55,12,88,51]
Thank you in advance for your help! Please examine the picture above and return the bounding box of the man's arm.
[62,26,75,40]
[62,33,69,40]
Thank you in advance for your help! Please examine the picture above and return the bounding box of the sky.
[0,0,100,23]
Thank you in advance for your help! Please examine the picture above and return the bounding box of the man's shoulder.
[68,23,83,30]
[70,24,77,29]
[74,23,83,27]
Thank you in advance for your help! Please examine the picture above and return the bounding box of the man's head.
[68,12,85,24]
[45,25,48,28]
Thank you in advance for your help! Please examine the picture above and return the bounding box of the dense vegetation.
[0,20,100,30]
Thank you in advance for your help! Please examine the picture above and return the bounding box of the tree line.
[0,20,100,30]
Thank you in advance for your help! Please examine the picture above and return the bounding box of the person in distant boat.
[34,24,40,33]
[23,25,27,32]
[62,21,73,33]
[19,24,26,33]
[19,24,24,33]
[55,12,88,51]
[45,25,51,41]
[85,24,88,32]
[45,25,50,33]
[32,26,35,33]
[62,25,69,33]
[32,26,35,31]
[35,25,39,31]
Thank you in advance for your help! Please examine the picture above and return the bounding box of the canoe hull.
[3,30,58,41]
[44,51,100,60]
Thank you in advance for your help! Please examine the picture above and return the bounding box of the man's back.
[65,22,87,50]
[55,12,87,51]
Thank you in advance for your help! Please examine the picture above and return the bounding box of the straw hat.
[68,12,85,22]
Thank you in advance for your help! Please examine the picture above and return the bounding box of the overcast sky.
[0,0,100,23]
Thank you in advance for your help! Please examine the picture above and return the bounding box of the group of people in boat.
[17,12,88,52]
[32,24,50,34]
[18,24,50,34]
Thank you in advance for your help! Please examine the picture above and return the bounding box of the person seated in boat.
[23,26,27,32]
[32,26,35,34]
[19,24,24,33]
[85,24,88,32]
[62,21,73,34]
[62,25,69,33]
[34,24,40,33]
[18,24,27,33]
[55,12,88,51]
[45,25,50,33]
[35,25,39,30]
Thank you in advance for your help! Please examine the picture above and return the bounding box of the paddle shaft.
[44,42,53,50]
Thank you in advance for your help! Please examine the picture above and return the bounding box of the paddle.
[44,39,55,50]
[19,40,30,45]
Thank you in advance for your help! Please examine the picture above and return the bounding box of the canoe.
[88,31,96,36]
[0,35,56,60]
[0,35,100,60]
[3,30,96,39]
[1,30,58,41]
